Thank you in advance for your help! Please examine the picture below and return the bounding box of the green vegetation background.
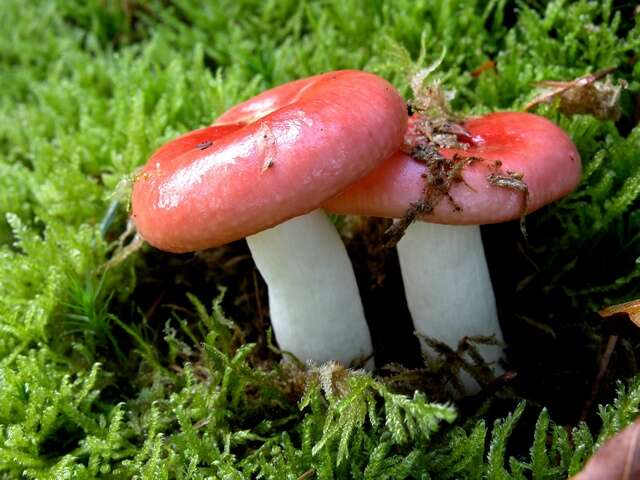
[1,0,640,478]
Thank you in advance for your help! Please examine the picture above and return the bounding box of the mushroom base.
[397,222,504,391]
[246,209,373,367]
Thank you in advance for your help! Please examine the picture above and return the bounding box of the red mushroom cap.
[324,112,581,223]
[131,70,407,252]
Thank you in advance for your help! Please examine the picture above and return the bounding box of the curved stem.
[397,222,503,387]
[246,209,373,367]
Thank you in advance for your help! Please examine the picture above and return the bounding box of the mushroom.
[325,112,581,382]
[131,70,407,367]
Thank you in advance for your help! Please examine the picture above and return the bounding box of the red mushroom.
[132,70,407,367]
[325,112,581,384]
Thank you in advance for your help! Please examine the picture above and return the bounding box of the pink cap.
[131,70,407,252]
[324,112,581,224]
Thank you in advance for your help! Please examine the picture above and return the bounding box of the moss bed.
[1,0,640,478]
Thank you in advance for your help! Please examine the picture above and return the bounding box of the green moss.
[1,0,640,477]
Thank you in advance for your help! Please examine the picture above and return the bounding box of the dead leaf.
[599,299,640,328]
[524,67,626,121]
[572,418,640,480]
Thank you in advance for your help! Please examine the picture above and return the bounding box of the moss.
[1,0,640,477]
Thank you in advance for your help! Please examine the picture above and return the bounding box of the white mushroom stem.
[246,209,373,367]
[396,222,504,386]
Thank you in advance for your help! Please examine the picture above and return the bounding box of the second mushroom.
[325,111,582,387]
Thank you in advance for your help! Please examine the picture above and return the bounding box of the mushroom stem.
[396,222,504,388]
[246,208,373,367]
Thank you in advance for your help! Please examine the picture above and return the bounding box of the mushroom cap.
[324,112,581,224]
[131,70,407,252]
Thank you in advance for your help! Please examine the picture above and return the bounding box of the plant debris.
[383,141,479,247]
[197,140,213,150]
[470,59,496,78]
[386,63,533,246]
[101,217,145,271]
[379,334,504,399]
[406,51,458,120]
[524,67,626,121]
[384,66,482,247]
[486,167,529,238]
[580,335,619,421]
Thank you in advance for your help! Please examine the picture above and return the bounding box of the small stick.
[297,469,315,480]
[524,67,617,112]
[580,334,618,422]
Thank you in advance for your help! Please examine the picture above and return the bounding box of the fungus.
[131,70,407,367]
[325,112,581,386]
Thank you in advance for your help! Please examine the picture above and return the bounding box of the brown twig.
[252,269,265,327]
[297,469,315,480]
[524,67,617,112]
[143,289,166,322]
[580,334,618,422]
